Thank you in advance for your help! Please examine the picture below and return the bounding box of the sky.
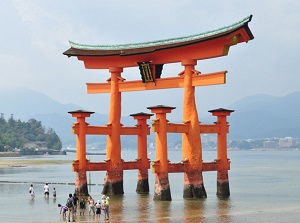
[1,0,299,121]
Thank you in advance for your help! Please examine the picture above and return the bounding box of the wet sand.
[25,205,300,223]
[0,159,72,169]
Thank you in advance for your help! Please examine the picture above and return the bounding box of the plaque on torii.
[64,15,254,200]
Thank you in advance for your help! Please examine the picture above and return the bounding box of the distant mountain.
[226,92,300,139]
[0,88,135,146]
[0,88,81,119]
[1,88,299,146]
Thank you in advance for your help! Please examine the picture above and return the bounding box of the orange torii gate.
[64,15,254,200]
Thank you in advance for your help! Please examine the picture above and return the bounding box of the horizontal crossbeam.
[151,161,230,173]
[73,159,230,173]
[152,122,189,133]
[72,125,150,136]
[87,71,227,94]
[199,124,229,134]
[73,160,150,172]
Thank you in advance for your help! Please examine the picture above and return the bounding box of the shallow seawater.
[0,150,299,222]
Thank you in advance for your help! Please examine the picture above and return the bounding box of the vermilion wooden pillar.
[209,108,234,198]
[148,105,175,201]
[102,67,124,195]
[181,59,207,199]
[130,112,153,194]
[68,110,94,196]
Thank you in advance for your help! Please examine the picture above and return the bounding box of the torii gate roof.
[63,15,254,69]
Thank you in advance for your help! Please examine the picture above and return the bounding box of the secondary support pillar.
[68,110,94,197]
[209,108,234,198]
[181,59,207,199]
[148,105,175,201]
[130,112,153,194]
[102,67,124,195]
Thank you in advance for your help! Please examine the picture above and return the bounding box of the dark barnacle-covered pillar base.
[102,170,124,195]
[153,175,172,201]
[136,171,149,194]
[183,171,207,199]
[216,172,230,198]
[75,170,89,197]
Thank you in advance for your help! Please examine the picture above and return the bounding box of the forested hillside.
[0,113,62,152]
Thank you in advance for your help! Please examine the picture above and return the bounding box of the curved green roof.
[69,15,253,51]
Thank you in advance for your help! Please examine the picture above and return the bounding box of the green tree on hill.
[0,114,62,152]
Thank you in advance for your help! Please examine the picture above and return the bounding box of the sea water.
[0,150,299,222]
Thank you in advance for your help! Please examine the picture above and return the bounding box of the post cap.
[68,110,95,114]
[208,108,234,116]
[130,112,154,117]
[147,105,176,110]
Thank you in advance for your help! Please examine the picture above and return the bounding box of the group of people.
[86,195,110,220]
[58,193,110,222]
[28,183,56,200]
[29,183,110,221]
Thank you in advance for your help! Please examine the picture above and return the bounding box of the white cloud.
[0,54,29,88]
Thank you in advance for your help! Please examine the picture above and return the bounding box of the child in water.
[95,200,101,219]
[79,198,86,216]
[29,184,35,199]
[53,188,56,198]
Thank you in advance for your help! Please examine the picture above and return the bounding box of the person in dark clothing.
[66,193,75,222]
[73,193,79,215]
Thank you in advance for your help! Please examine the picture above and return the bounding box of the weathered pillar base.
[102,180,124,195]
[75,170,89,197]
[102,171,124,195]
[183,171,207,199]
[183,183,207,199]
[153,176,172,201]
[136,178,149,194]
[217,181,230,198]
[216,172,230,198]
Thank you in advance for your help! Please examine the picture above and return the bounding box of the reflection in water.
[44,196,49,204]
[184,199,206,223]
[154,200,171,222]
[217,198,231,223]
[109,195,125,222]
[110,194,153,222]
[137,194,151,221]
[29,198,35,206]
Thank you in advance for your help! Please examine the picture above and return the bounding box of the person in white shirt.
[44,183,49,198]
[101,195,107,220]
[29,184,34,193]
[88,196,95,215]
[29,184,35,199]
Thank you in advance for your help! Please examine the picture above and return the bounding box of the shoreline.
[0,152,20,157]
[0,159,72,169]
